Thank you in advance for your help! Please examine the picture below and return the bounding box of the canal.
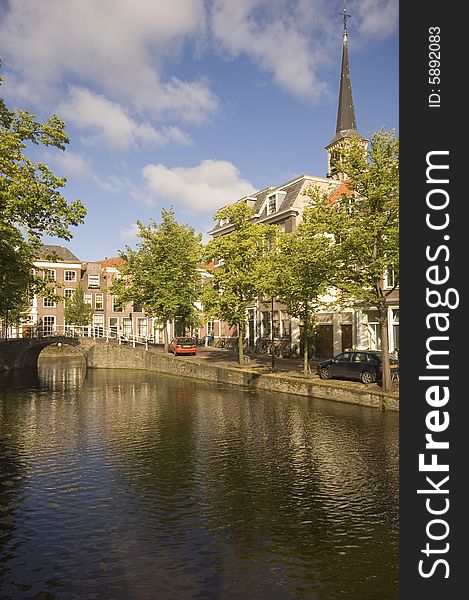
[0,359,398,600]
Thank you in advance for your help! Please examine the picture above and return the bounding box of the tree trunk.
[238,323,244,367]
[379,306,392,391]
[303,306,309,376]
[163,322,169,353]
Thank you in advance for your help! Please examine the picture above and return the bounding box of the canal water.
[0,359,398,600]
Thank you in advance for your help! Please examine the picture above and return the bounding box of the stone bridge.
[0,336,101,370]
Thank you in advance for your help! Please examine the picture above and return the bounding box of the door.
[341,324,353,352]
[315,325,333,358]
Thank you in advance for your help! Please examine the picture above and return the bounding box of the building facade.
[206,19,399,358]
[22,246,214,344]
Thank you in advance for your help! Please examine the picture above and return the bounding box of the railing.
[2,325,153,350]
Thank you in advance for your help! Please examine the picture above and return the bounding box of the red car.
[169,336,197,356]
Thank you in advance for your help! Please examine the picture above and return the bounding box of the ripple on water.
[0,365,398,600]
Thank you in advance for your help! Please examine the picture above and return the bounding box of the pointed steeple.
[335,26,357,134]
[326,2,366,180]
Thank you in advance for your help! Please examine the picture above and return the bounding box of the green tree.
[202,202,275,366]
[258,224,337,375]
[64,283,93,327]
[112,209,202,352]
[0,72,86,325]
[306,129,399,390]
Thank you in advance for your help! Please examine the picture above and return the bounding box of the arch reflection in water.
[0,363,398,600]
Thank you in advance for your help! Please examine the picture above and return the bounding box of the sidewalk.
[187,346,399,394]
[195,346,315,373]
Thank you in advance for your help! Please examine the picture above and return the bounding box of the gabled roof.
[209,174,337,234]
[36,244,81,262]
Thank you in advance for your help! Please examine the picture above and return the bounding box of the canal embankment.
[83,342,399,411]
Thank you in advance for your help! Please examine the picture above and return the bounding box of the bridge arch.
[0,337,90,370]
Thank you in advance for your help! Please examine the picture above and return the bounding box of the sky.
[1,0,398,262]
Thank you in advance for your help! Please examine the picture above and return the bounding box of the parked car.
[169,336,197,356]
[316,350,399,384]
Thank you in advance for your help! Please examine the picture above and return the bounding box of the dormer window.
[267,191,286,214]
[268,194,277,214]
[245,197,256,208]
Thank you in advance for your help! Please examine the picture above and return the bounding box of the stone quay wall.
[85,341,399,411]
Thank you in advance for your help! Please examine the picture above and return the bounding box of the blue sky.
[1,0,398,262]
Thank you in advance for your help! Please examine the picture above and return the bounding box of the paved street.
[166,345,399,394]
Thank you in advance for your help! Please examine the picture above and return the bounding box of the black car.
[316,350,399,384]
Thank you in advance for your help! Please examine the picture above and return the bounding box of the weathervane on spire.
[341,0,351,36]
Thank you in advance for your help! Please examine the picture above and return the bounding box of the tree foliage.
[258,223,337,374]
[112,209,202,351]
[202,202,275,365]
[305,128,399,389]
[64,283,93,327]
[0,72,86,323]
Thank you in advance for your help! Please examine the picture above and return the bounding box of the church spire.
[326,1,366,180]
[336,3,357,134]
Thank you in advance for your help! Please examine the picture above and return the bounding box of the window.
[42,315,56,335]
[272,311,280,338]
[64,270,77,282]
[261,311,271,337]
[93,314,104,336]
[122,317,132,336]
[88,274,100,288]
[391,309,399,352]
[43,269,56,282]
[109,317,119,336]
[137,318,147,337]
[268,195,277,214]
[43,295,56,308]
[64,289,74,302]
[95,293,104,310]
[365,311,381,350]
[281,312,291,337]
[112,296,124,312]
[132,303,142,313]
[84,292,92,305]
[384,268,396,289]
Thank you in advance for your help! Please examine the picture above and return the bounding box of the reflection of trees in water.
[0,366,399,599]
[0,430,27,587]
[189,388,399,597]
[99,375,398,597]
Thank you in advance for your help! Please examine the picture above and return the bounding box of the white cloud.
[0,0,217,122]
[138,160,256,213]
[56,87,192,149]
[210,0,398,99]
[0,0,397,121]
[43,150,92,179]
[353,0,399,41]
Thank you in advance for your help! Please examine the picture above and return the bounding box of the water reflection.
[0,363,398,599]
